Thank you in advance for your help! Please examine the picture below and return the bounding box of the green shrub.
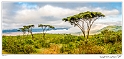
[60,42,80,54]
[103,42,122,54]
[41,42,50,48]
[34,43,42,49]
[25,39,34,45]
[23,45,36,54]
[79,41,104,54]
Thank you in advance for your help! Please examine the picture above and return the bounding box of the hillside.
[74,25,122,35]
[97,25,122,32]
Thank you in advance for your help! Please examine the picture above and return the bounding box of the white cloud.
[14,5,78,21]
[76,7,120,16]
[45,24,107,34]
[38,5,78,17]
[47,27,81,34]
[2,4,121,31]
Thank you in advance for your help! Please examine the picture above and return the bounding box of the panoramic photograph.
[2,2,122,54]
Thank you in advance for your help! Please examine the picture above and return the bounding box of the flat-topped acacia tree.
[23,25,35,39]
[62,11,105,39]
[18,28,26,36]
[38,24,55,39]
[23,25,30,35]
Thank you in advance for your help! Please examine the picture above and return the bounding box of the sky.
[2,2,122,33]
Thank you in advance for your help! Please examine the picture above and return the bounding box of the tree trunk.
[30,31,34,39]
[81,30,85,38]
[87,29,90,39]
[83,31,85,38]
[23,33,24,39]
[31,34,34,39]
[43,33,45,39]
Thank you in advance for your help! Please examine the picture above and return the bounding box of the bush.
[60,42,80,54]
[23,45,36,54]
[41,42,50,48]
[103,42,122,54]
[42,44,60,54]
[79,41,104,54]
[94,30,122,44]
[34,43,42,49]
[25,39,34,45]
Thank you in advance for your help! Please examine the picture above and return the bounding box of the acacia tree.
[23,25,35,39]
[62,11,105,39]
[38,24,55,39]
[18,28,26,36]
[23,25,30,35]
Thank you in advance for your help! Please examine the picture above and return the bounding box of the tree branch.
[89,17,98,29]
[75,22,85,36]
[44,27,49,33]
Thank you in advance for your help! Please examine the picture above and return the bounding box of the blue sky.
[15,2,122,12]
[2,2,122,33]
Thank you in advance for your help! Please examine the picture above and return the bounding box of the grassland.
[2,30,122,54]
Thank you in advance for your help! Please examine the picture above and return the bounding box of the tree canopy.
[62,11,105,39]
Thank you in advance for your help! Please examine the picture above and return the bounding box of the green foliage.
[103,42,122,54]
[25,39,34,45]
[23,45,36,54]
[2,30,122,54]
[63,34,83,43]
[94,29,122,44]
[2,38,36,54]
[60,44,75,54]
[41,42,50,48]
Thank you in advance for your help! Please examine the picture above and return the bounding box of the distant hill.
[97,25,122,33]
[74,25,122,35]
